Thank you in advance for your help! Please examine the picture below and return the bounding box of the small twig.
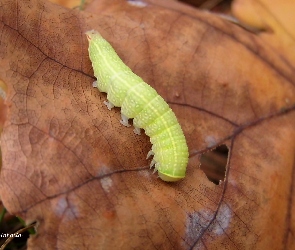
[0,222,37,250]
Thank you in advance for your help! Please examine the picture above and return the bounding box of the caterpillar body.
[86,30,189,182]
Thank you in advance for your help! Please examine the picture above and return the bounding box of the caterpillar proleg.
[86,30,189,182]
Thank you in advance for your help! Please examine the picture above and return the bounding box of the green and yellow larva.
[86,30,189,181]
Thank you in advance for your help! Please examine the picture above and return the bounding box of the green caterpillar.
[86,30,189,181]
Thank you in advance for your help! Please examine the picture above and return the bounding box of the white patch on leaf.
[53,197,67,217]
[100,177,113,193]
[127,0,147,7]
[214,203,232,235]
[205,135,217,148]
[0,87,6,99]
[185,204,232,245]
[53,196,79,220]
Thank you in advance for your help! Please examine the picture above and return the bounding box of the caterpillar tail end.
[158,172,184,182]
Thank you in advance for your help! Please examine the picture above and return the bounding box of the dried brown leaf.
[0,0,294,249]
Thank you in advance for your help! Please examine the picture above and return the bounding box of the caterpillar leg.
[151,162,159,174]
[146,150,154,159]
[120,113,131,127]
[92,81,98,88]
[93,80,104,92]
[94,80,114,110]
[133,126,141,135]
[149,159,156,169]
[147,150,156,173]
[104,100,115,110]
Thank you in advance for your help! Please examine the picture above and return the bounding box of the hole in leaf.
[200,144,228,185]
